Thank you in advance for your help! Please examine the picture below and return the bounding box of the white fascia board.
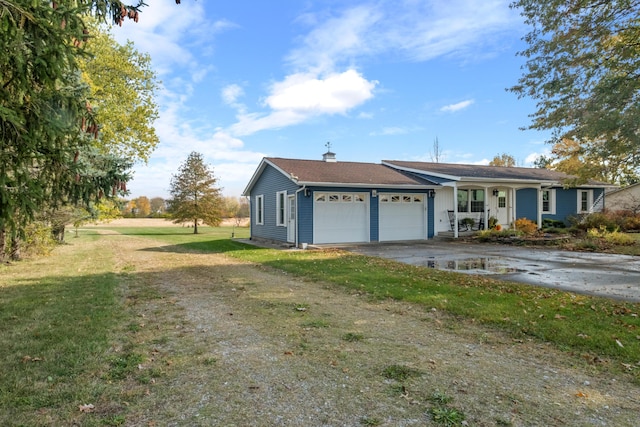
[460,177,557,185]
[297,181,436,190]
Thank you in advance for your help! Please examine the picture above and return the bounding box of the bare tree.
[430,137,443,163]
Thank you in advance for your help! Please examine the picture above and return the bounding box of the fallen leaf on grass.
[575,391,588,398]
[284,351,294,356]
[79,403,95,413]
[554,314,566,320]
[21,355,43,363]
[616,339,624,348]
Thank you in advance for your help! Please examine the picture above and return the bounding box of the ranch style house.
[242,152,613,246]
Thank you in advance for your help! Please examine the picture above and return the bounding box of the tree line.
[122,196,249,222]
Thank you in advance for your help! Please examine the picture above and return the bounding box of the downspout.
[294,185,307,248]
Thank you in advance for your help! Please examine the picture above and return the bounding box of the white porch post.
[483,186,489,230]
[537,186,543,229]
[453,183,458,238]
[511,188,517,229]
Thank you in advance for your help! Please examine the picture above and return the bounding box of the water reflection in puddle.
[424,257,523,274]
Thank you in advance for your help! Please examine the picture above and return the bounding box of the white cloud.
[287,5,382,73]
[229,70,377,136]
[287,1,519,71]
[440,99,475,113]
[222,84,244,105]
[524,149,552,166]
[111,2,234,83]
[370,127,409,136]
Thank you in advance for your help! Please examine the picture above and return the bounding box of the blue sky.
[111,0,551,199]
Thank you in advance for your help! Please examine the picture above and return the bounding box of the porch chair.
[447,210,470,231]
[475,212,484,230]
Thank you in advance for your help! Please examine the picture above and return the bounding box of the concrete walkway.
[339,241,640,302]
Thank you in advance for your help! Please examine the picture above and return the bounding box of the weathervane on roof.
[322,141,337,162]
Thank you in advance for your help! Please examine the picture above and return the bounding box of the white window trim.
[577,189,593,214]
[542,189,556,214]
[255,194,264,225]
[276,191,286,226]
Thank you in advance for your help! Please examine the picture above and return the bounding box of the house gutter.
[294,185,307,248]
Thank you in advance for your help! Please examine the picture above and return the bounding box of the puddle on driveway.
[423,257,524,274]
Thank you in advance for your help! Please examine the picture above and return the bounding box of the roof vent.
[323,142,337,162]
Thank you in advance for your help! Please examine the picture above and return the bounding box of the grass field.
[1,223,639,426]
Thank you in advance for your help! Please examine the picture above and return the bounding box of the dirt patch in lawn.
[83,229,640,425]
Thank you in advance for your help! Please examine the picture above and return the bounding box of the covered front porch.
[438,183,547,238]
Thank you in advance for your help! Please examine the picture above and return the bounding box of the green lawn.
[1,225,638,426]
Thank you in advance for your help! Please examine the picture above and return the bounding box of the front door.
[287,195,296,243]
[492,189,508,226]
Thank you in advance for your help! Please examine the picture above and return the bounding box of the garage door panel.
[379,194,425,241]
[314,192,369,244]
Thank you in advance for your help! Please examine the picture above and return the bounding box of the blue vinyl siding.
[552,188,579,224]
[297,191,313,245]
[370,194,379,242]
[249,164,299,243]
[516,188,538,221]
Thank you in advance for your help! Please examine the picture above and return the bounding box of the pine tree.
[167,152,223,234]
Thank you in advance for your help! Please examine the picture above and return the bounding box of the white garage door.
[313,192,369,244]
[379,193,426,241]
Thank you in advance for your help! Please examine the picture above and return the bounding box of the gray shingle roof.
[383,160,612,186]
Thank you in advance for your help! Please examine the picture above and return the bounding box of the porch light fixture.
[372,190,377,197]
[493,189,500,196]
[427,189,436,198]
[304,188,311,197]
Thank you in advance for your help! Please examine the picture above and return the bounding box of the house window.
[354,194,365,203]
[498,190,506,208]
[255,195,264,225]
[342,194,353,202]
[542,189,556,214]
[315,193,326,202]
[578,190,593,213]
[457,190,468,212]
[470,189,484,212]
[458,189,484,212]
[276,191,286,226]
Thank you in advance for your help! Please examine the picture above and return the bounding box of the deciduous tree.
[78,18,159,163]
[510,0,640,182]
[167,152,223,234]
[134,196,151,217]
[489,153,516,167]
[150,197,166,215]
